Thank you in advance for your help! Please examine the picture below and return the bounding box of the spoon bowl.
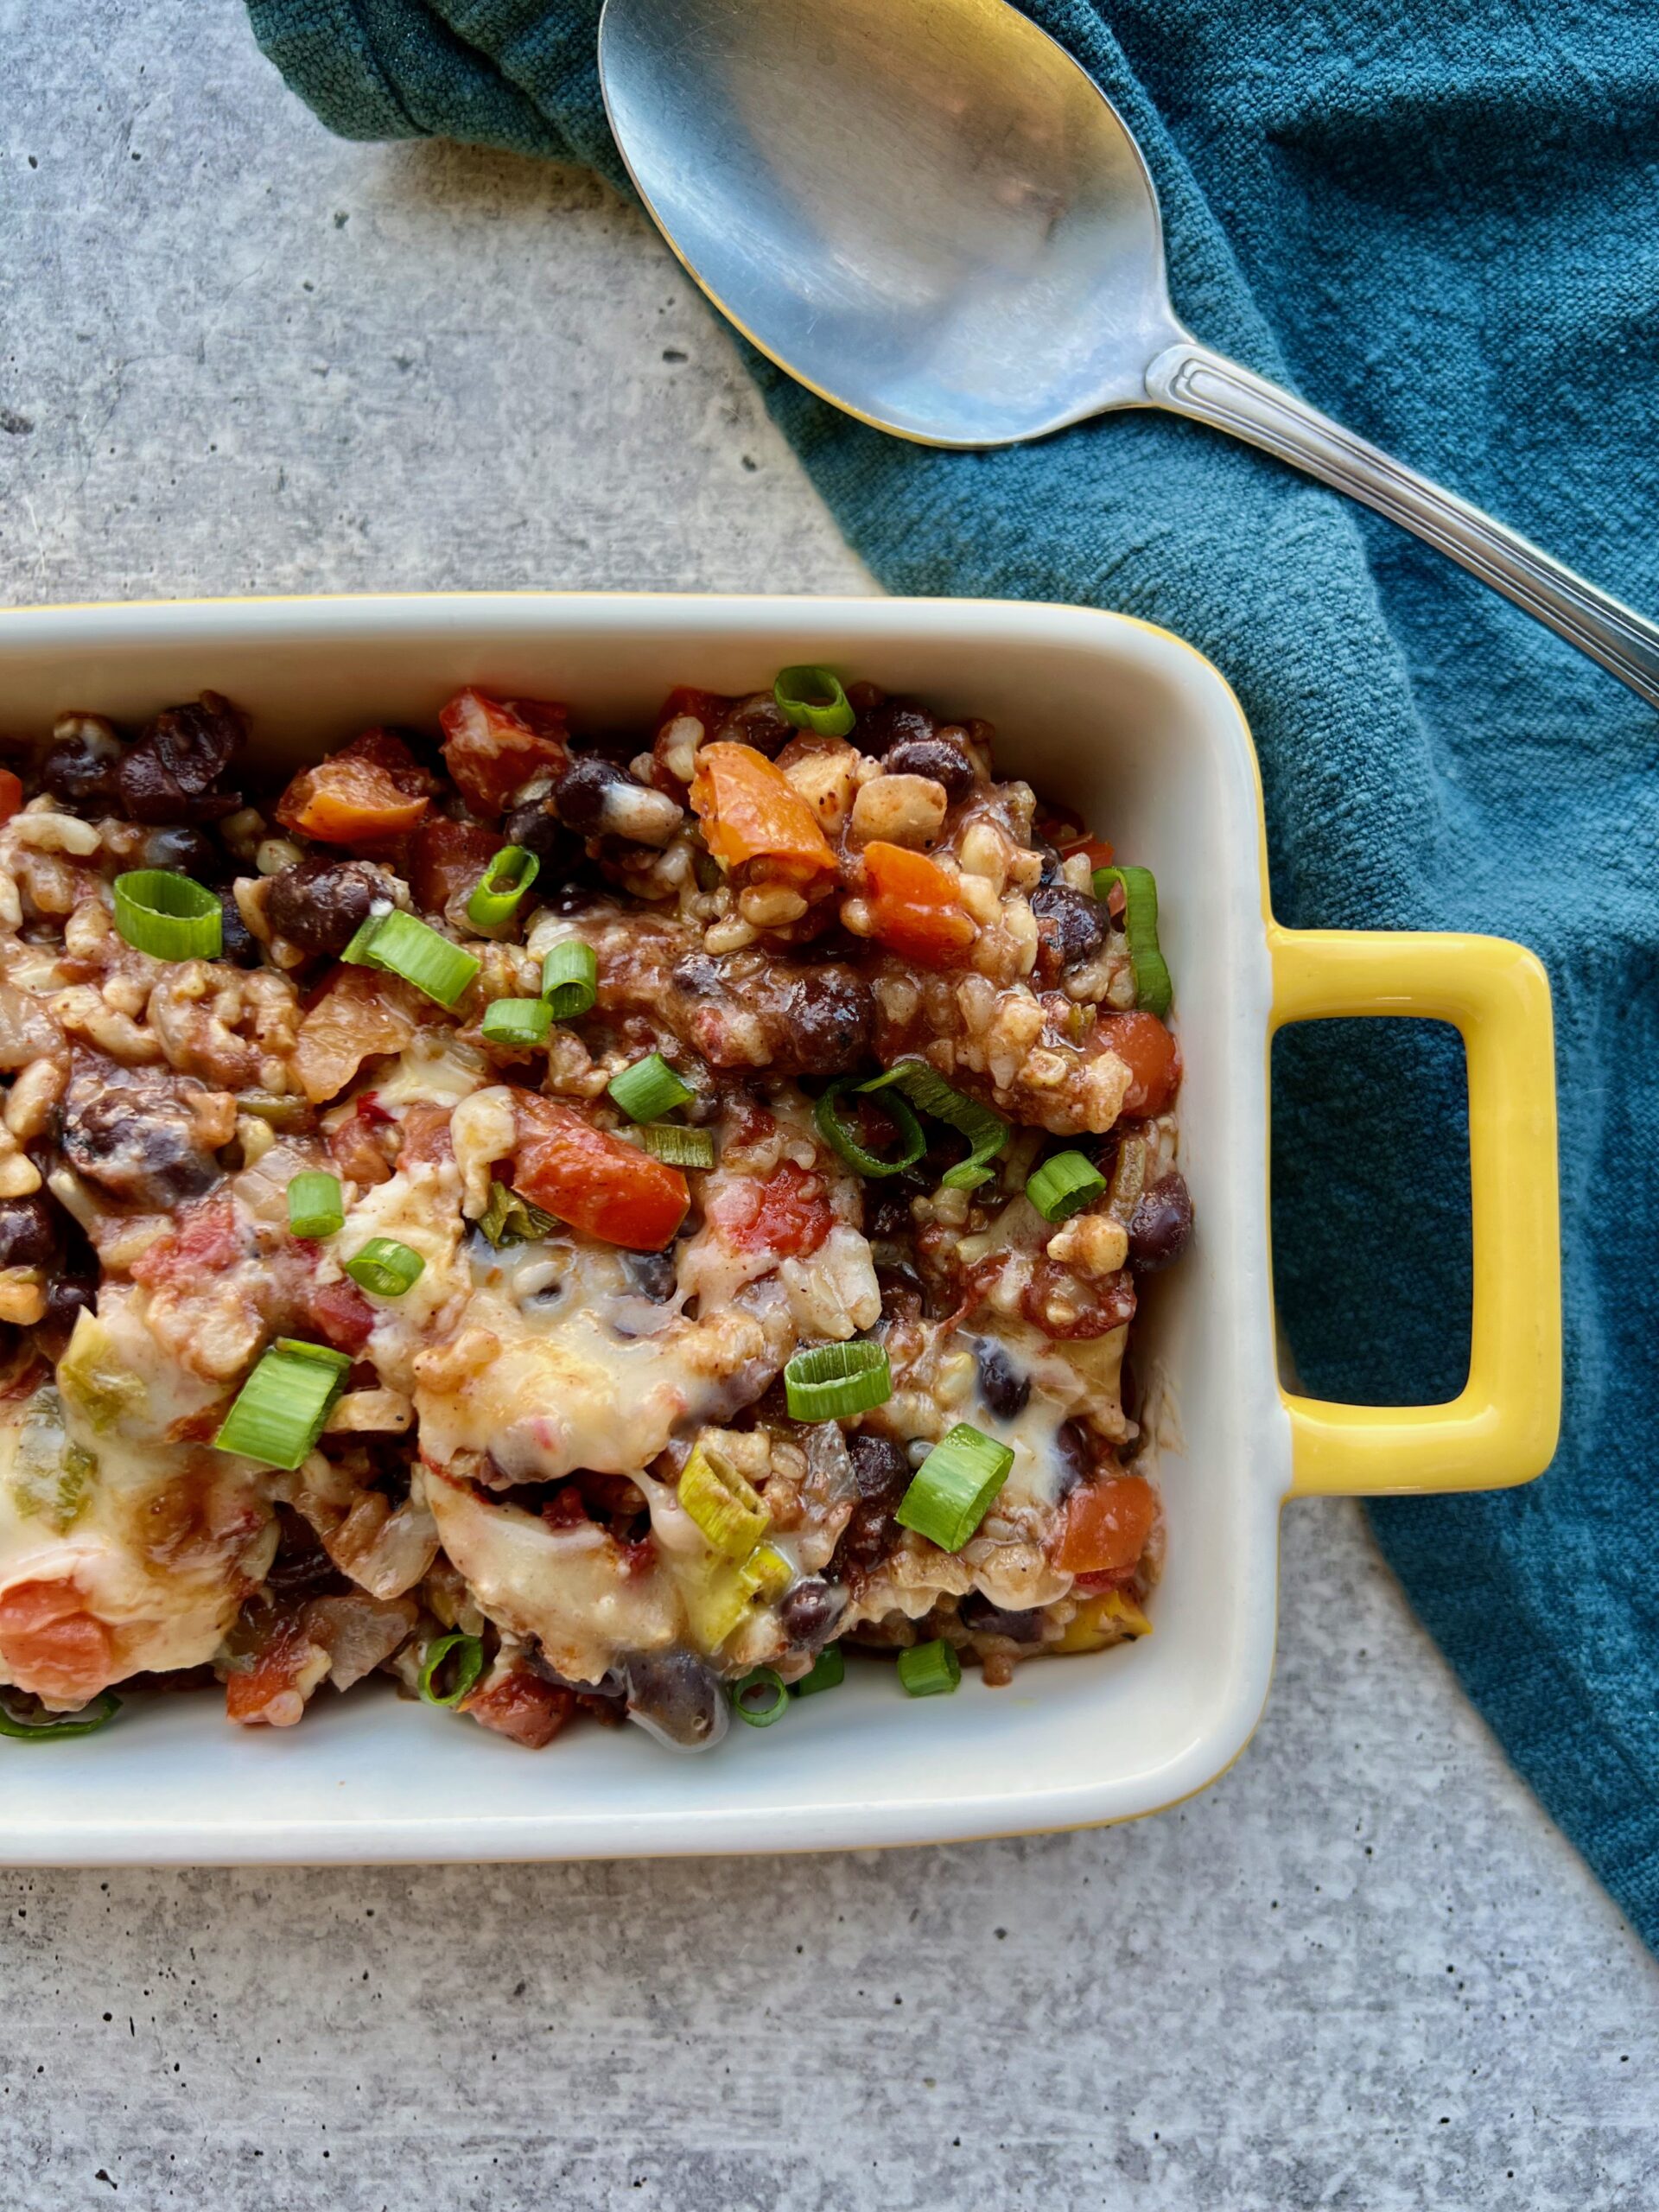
[601,0,1659,708]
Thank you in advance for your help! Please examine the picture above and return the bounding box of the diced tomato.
[400,1101,454,1166]
[690,741,837,884]
[438,687,570,817]
[224,1613,321,1728]
[340,726,435,797]
[130,1192,243,1290]
[276,753,430,845]
[408,813,501,914]
[512,1096,690,1253]
[307,1277,377,1355]
[861,842,976,967]
[0,770,23,824]
[1052,1474,1157,1578]
[461,1667,575,1750]
[327,1110,395,1189]
[715,1160,832,1261]
[0,1579,116,1705]
[1096,1010,1181,1117]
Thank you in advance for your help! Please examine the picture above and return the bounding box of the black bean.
[713,691,791,758]
[974,1337,1030,1421]
[852,698,934,759]
[61,1088,223,1210]
[265,855,385,957]
[1031,883,1107,972]
[1053,1417,1097,1500]
[883,734,974,801]
[501,797,581,871]
[41,721,123,812]
[39,1274,95,1349]
[0,1194,60,1270]
[551,754,627,833]
[1036,844,1064,885]
[623,1649,729,1752]
[1128,1172,1192,1274]
[623,1249,678,1303]
[958,1592,1045,1642]
[772,965,873,1077]
[115,693,245,824]
[140,824,222,880]
[217,890,260,968]
[778,1577,848,1652]
[847,1432,912,1500]
[832,1433,913,1576]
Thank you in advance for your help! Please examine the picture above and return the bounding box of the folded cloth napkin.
[245,0,1659,1944]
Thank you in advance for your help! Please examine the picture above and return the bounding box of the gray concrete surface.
[2,5,1656,2207]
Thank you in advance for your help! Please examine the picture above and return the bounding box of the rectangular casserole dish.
[0,592,1560,1864]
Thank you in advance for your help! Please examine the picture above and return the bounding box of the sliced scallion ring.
[1092,864,1173,1019]
[480,996,553,1048]
[344,1237,425,1298]
[287,1171,345,1240]
[112,870,222,962]
[894,1422,1014,1554]
[214,1339,353,1470]
[784,1340,892,1422]
[608,1052,694,1122]
[418,1631,485,1709]
[793,1646,844,1698]
[639,1121,715,1169]
[814,1077,926,1179]
[466,843,540,931]
[897,1638,962,1698]
[1026,1151,1107,1224]
[731,1665,790,1727]
[0,1689,123,1741]
[861,1060,1008,1192]
[477,1180,558,1249]
[541,939,598,1020]
[342,907,480,1010]
[772,664,855,739]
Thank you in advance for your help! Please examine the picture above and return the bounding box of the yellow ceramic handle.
[1269,927,1560,1497]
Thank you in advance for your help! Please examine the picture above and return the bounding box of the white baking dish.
[0,593,1560,1864]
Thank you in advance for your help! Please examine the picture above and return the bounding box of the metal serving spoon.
[599,0,1659,709]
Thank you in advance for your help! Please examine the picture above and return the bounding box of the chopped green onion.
[286,1171,344,1240]
[793,1645,845,1698]
[418,1631,485,1708]
[112,870,222,962]
[214,1339,352,1470]
[773,664,855,739]
[466,843,539,931]
[1026,1151,1107,1224]
[608,1052,693,1122]
[784,1340,892,1421]
[0,1688,122,1740]
[344,1237,424,1298]
[343,907,480,1009]
[639,1121,715,1169]
[480,995,553,1048]
[898,1638,962,1698]
[541,939,598,1020]
[678,1442,770,1560]
[895,1422,1014,1553]
[814,1077,926,1178]
[862,1059,1008,1192]
[1092,864,1173,1019]
[731,1665,790,1727]
[478,1180,558,1249]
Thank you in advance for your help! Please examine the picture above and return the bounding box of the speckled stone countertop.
[2,6,1656,2207]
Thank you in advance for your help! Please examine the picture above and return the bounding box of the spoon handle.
[1146,340,1659,711]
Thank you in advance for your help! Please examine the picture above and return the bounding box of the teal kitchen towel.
[245,0,1659,1944]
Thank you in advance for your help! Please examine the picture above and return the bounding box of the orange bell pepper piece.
[276,753,429,844]
[861,841,977,966]
[690,742,836,884]
[0,770,22,824]
[1052,1474,1158,1578]
[513,1096,690,1253]
[1096,1011,1181,1117]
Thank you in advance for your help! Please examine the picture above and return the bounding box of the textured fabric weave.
[245,0,1659,1945]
